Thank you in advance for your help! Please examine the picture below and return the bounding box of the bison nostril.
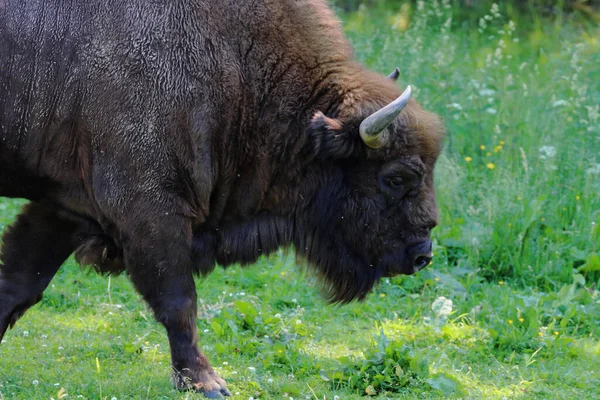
[414,255,432,270]
[405,239,433,272]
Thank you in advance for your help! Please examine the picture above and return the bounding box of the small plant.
[331,330,430,395]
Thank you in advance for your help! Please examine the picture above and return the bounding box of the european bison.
[0,0,444,397]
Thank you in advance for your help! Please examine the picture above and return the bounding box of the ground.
[0,2,599,399]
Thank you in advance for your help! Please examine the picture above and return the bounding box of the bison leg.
[122,215,231,398]
[0,203,76,342]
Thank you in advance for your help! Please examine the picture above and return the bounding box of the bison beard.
[0,0,444,397]
[78,201,383,304]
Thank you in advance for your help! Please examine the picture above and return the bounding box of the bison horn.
[387,67,400,81]
[359,85,412,149]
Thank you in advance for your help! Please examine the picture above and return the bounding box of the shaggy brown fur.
[0,0,444,397]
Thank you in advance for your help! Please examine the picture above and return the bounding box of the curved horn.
[359,85,412,149]
[387,67,400,81]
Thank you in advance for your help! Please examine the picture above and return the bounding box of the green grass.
[1,3,600,399]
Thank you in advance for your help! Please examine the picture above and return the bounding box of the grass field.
[1,2,599,399]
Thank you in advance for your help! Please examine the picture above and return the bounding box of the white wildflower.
[478,18,487,32]
[432,296,453,319]
[486,108,497,114]
[491,3,500,18]
[443,17,452,30]
[586,105,599,123]
[32,380,39,385]
[494,47,503,60]
[552,99,570,107]
[479,89,495,97]
[248,367,256,372]
[539,146,557,159]
[448,103,462,110]
[586,164,600,175]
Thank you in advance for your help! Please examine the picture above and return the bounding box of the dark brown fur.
[0,0,444,397]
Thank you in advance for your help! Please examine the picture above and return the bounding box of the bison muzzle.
[0,0,444,397]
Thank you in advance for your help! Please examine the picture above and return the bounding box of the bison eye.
[385,176,404,188]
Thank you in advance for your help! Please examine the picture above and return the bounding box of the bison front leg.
[122,215,231,398]
[0,203,76,342]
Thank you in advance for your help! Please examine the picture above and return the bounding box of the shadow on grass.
[3,298,598,400]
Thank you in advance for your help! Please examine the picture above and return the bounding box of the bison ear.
[310,111,363,159]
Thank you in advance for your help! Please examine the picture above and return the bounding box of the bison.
[0,0,444,397]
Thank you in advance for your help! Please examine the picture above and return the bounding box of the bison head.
[296,70,444,303]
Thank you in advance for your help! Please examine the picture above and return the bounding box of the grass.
[1,2,600,399]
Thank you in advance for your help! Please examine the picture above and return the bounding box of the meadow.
[1,2,599,399]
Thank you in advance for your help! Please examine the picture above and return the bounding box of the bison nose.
[406,240,433,272]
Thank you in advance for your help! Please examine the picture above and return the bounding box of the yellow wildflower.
[518,317,524,323]
[499,281,504,285]
[465,156,472,162]
[480,145,486,150]
[575,195,580,201]
[487,162,495,170]
[508,319,513,325]
[486,152,492,157]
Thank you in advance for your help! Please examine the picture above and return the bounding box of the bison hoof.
[174,370,231,398]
